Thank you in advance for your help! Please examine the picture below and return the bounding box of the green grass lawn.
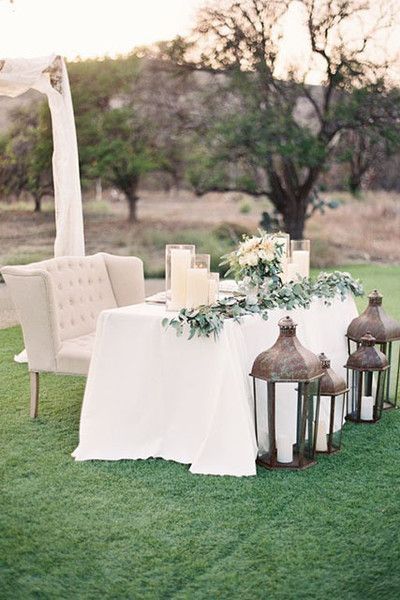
[1,264,400,599]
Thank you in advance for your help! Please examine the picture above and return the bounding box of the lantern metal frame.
[345,332,389,424]
[250,316,323,470]
[252,375,322,470]
[317,353,348,454]
[347,290,400,410]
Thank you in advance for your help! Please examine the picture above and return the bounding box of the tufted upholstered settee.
[1,253,145,417]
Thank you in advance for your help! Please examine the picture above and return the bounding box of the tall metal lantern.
[250,316,323,470]
[347,290,400,409]
[316,353,348,454]
[345,332,389,424]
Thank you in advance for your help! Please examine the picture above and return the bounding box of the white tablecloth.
[72,295,358,476]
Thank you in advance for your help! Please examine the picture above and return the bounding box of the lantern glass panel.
[348,338,399,410]
[375,369,386,420]
[380,341,400,409]
[347,368,387,423]
[253,379,321,469]
[329,394,347,452]
[297,379,321,461]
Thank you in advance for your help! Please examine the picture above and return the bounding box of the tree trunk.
[269,188,307,239]
[282,211,306,239]
[126,193,139,223]
[348,174,362,197]
[266,161,319,239]
[34,195,41,213]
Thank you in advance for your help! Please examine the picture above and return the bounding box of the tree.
[132,52,206,191]
[0,104,53,211]
[68,55,165,221]
[93,106,162,222]
[335,88,400,195]
[174,0,400,237]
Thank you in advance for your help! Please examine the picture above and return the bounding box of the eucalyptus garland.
[162,271,364,340]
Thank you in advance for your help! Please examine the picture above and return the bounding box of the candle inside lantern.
[361,395,374,421]
[316,420,328,452]
[186,268,209,309]
[170,249,192,309]
[276,434,293,463]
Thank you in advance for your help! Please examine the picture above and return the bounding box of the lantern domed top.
[345,332,389,372]
[250,316,323,382]
[347,289,400,343]
[318,353,348,395]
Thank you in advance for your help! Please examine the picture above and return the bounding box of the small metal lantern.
[347,290,400,409]
[316,353,348,454]
[250,316,323,470]
[345,332,389,424]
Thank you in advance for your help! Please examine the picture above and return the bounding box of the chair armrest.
[1,268,61,372]
[100,253,145,307]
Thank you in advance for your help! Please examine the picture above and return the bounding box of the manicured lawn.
[1,264,400,599]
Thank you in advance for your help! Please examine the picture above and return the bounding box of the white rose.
[258,248,275,261]
[244,252,259,266]
[240,238,259,254]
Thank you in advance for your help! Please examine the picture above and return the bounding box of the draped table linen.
[72,295,358,476]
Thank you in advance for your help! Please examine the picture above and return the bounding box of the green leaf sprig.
[162,271,364,340]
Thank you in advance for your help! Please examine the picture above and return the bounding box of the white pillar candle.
[276,434,293,463]
[361,395,374,421]
[186,268,209,309]
[170,249,192,309]
[286,261,300,283]
[208,278,219,304]
[291,250,310,279]
[316,420,328,452]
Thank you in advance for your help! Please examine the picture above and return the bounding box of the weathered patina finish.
[347,290,400,343]
[250,316,323,382]
[317,353,348,454]
[345,332,389,371]
[318,352,348,396]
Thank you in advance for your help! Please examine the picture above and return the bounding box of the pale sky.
[0,0,399,84]
[0,0,206,59]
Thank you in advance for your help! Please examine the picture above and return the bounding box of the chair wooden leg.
[30,371,39,418]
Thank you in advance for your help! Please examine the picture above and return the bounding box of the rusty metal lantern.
[347,290,400,409]
[316,353,348,454]
[345,332,389,424]
[250,316,323,470]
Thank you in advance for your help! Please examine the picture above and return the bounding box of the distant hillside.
[0,89,43,132]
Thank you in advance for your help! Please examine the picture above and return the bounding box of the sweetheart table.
[72,294,358,476]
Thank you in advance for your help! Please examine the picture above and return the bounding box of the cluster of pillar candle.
[275,235,311,283]
[168,246,219,311]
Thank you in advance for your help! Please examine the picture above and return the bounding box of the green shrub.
[239,200,252,214]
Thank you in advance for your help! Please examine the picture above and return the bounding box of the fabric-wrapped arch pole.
[0,54,85,256]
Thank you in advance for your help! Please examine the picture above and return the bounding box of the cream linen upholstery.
[1,253,145,416]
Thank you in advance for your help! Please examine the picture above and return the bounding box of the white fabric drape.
[0,54,85,256]
[73,295,358,476]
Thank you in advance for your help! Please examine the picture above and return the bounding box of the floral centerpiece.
[162,230,364,340]
[221,231,286,294]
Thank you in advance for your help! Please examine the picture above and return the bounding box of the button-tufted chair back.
[28,255,117,341]
[1,253,145,375]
